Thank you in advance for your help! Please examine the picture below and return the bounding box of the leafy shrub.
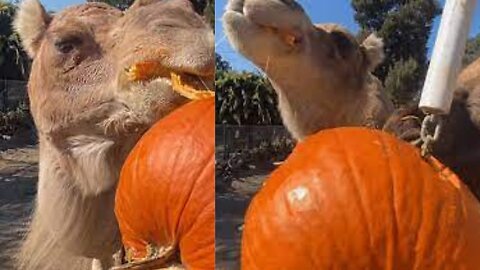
[0,101,33,136]
[216,72,282,125]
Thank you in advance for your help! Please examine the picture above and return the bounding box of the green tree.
[463,34,480,67]
[352,0,441,106]
[215,53,231,80]
[384,57,421,106]
[0,1,30,80]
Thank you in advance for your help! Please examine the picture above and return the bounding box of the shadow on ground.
[215,166,274,270]
[0,130,38,269]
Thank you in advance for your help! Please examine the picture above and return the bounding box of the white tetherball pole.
[419,0,477,114]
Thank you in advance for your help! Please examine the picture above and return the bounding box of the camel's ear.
[13,0,51,58]
[361,33,384,71]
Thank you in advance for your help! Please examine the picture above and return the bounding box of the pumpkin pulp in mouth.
[126,61,214,100]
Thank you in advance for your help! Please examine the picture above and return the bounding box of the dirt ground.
[215,167,273,270]
[0,142,38,269]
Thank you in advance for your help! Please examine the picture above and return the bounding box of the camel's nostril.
[263,26,302,47]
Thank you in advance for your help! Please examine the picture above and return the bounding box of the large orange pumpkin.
[115,98,214,270]
[242,127,480,270]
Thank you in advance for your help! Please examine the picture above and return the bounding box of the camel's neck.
[271,75,370,140]
[29,135,134,260]
[38,135,124,195]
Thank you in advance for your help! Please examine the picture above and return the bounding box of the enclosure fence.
[215,125,292,161]
[0,80,28,112]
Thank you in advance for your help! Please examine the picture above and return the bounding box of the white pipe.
[419,0,477,115]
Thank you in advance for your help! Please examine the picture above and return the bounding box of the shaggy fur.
[13,0,213,269]
[223,0,394,140]
[384,58,480,199]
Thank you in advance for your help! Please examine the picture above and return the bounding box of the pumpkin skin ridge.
[388,131,426,268]
[378,130,463,268]
[241,127,480,270]
[404,138,425,268]
[145,98,213,239]
[176,152,214,268]
[347,129,459,268]
[174,151,214,233]
[116,138,156,255]
[242,134,335,268]
[413,155,433,269]
[115,98,214,268]
[418,156,464,267]
[334,129,377,265]
[334,128,395,268]
[160,99,214,269]
[143,125,178,250]
[116,122,178,258]
[179,184,214,270]
[166,128,213,243]
[178,173,214,264]
[330,129,371,267]
[375,130,400,268]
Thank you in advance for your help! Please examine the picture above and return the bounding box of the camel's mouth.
[125,61,214,100]
[225,7,302,48]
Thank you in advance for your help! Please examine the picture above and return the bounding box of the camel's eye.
[54,37,83,54]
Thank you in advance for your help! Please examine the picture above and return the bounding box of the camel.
[223,0,394,140]
[384,58,480,198]
[13,0,213,269]
[222,0,480,199]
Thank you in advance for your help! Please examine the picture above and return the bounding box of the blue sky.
[39,0,85,11]
[14,0,480,71]
[215,0,480,71]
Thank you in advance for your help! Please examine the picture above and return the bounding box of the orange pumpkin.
[242,127,480,270]
[115,98,214,270]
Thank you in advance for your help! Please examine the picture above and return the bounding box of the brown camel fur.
[384,57,480,199]
[13,0,213,269]
[223,0,394,140]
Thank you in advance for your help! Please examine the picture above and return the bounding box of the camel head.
[224,0,383,86]
[223,0,391,139]
[12,0,214,267]
[15,0,214,147]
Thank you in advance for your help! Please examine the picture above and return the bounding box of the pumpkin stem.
[112,245,178,270]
